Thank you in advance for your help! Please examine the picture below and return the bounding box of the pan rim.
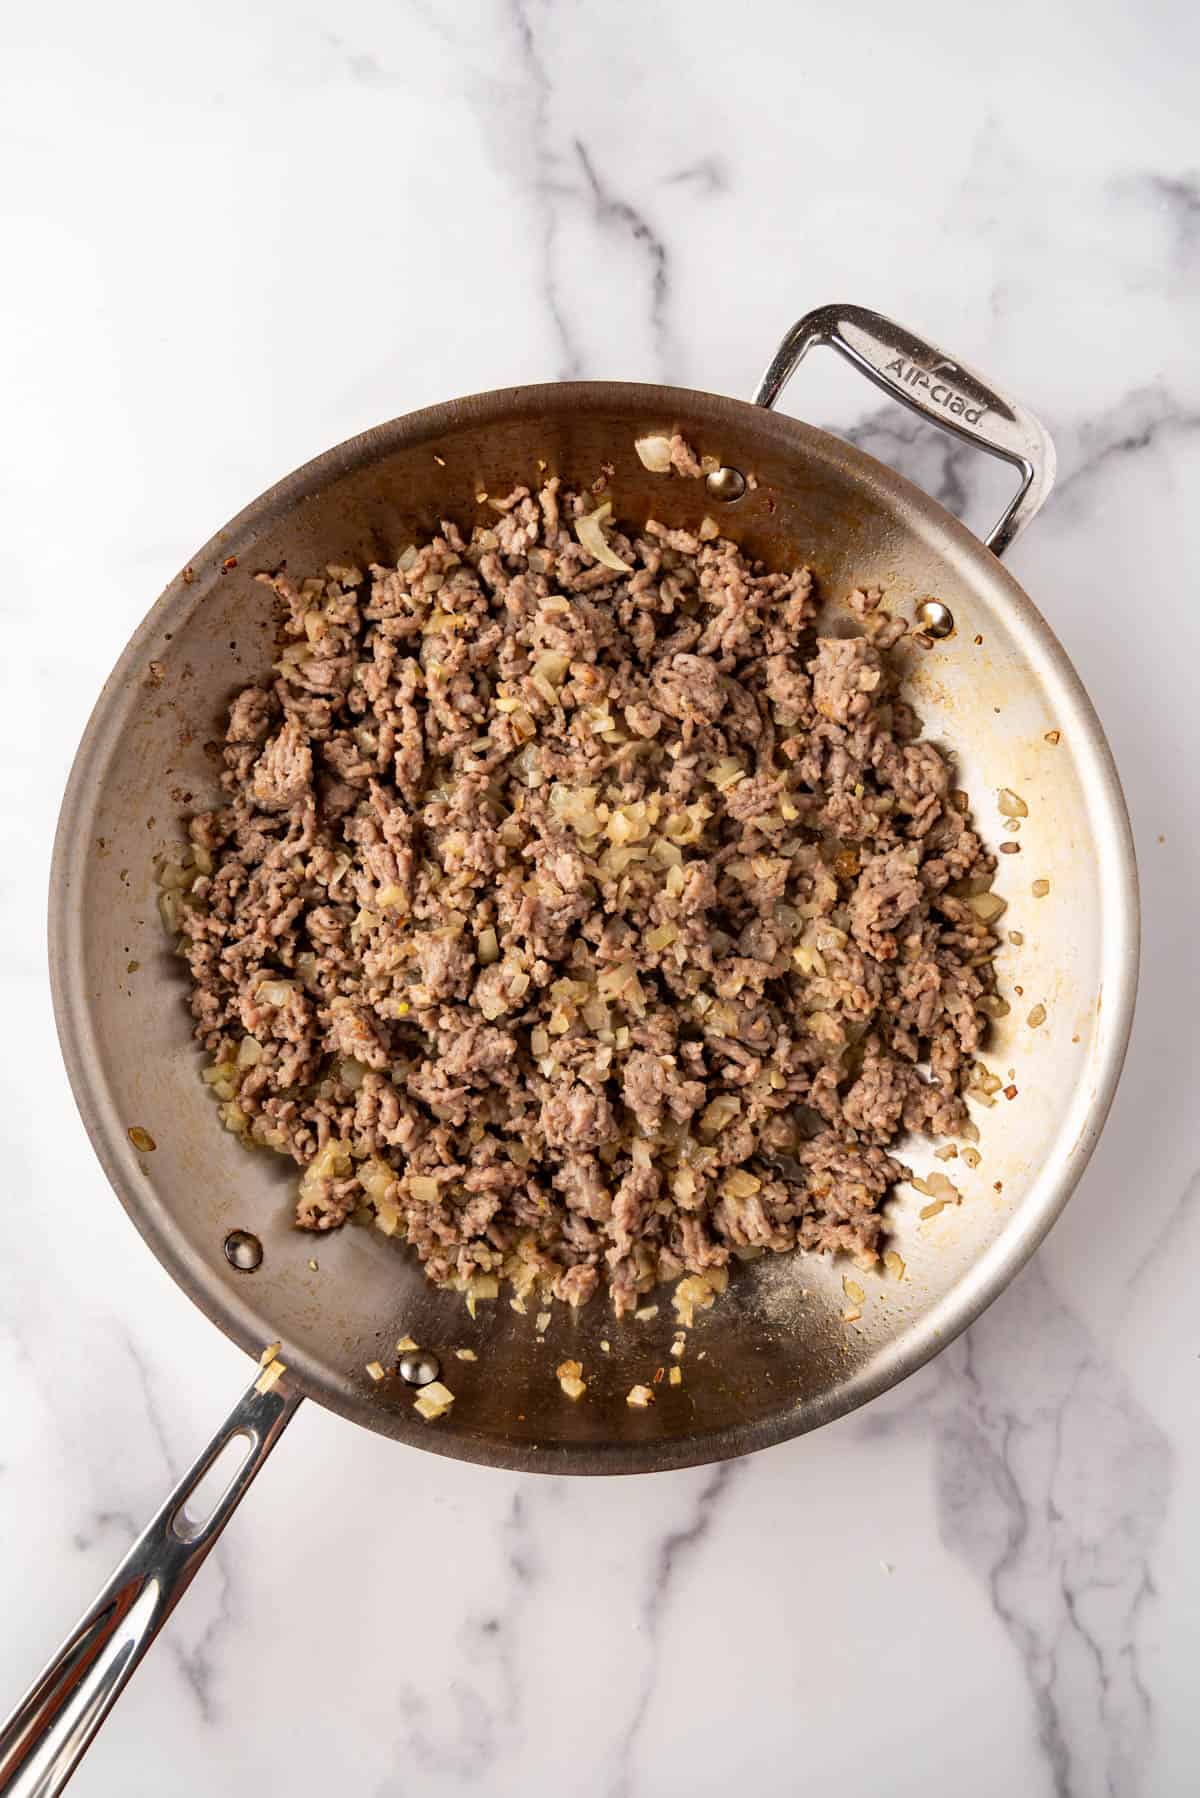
[48,378,1140,1474]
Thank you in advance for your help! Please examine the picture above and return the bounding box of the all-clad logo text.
[885,357,986,424]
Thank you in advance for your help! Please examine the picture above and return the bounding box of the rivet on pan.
[704,465,746,503]
[223,1229,263,1272]
[398,1350,441,1387]
[915,599,954,639]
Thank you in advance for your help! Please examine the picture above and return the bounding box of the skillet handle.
[754,302,1056,558]
[0,1373,302,1798]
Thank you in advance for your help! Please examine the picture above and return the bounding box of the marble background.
[2,1,1198,1792]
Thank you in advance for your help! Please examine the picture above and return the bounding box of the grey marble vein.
[324,1,453,79]
[1052,387,1200,505]
[839,1255,1171,1795]
[663,156,728,195]
[831,380,1200,546]
[324,33,406,88]
[391,1677,499,1785]
[934,1264,1170,1798]
[608,1460,740,1798]
[71,1507,137,1555]
[116,1330,238,1724]
[508,0,582,380]
[1123,171,1200,266]
[1126,1166,1200,1294]
[385,1484,533,1785]
[573,140,674,379]
[486,0,680,383]
[840,401,977,518]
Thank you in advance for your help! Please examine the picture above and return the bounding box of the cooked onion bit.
[575,501,632,573]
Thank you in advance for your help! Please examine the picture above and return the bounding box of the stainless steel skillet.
[1,305,1137,1794]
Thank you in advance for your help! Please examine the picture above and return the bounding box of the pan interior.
[50,383,1136,1473]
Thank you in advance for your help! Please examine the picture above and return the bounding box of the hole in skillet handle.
[171,1432,256,1542]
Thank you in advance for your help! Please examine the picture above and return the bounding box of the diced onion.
[556,1359,587,1400]
[477,926,499,965]
[533,651,570,689]
[634,434,673,473]
[699,1095,740,1139]
[256,978,297,1008]
[672,1270,725,1327]
[255,1358,286,1395]
[708,757,745,791]
[413,1381,455,1421]
[966,892,1007,922]
[575,502,632,574]
[359,1158,395,1206]
[911,1170,961,1204]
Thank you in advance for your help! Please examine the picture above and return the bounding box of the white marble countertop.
[2,1,1198,1792]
